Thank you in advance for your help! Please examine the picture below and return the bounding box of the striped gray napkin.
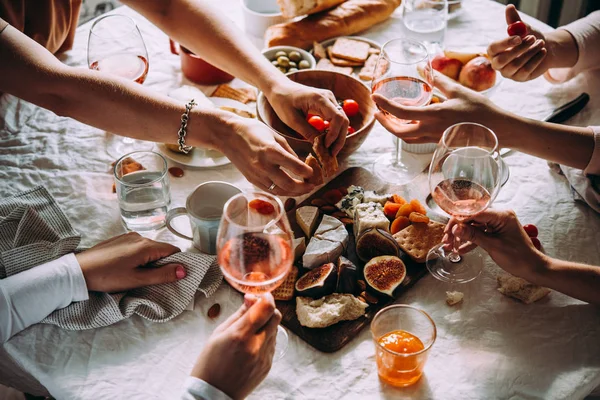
[0,186,222,330]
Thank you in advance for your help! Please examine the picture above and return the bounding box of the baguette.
[277,0,347,18]
[266,0,401,49]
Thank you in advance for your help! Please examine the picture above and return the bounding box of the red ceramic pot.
[169,39,234,85]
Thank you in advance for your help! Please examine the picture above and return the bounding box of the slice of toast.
[312,135,338,178]
[305,154,324,185]
[327,47,364,67]
[497,273,551,304]
[330,38,370,63]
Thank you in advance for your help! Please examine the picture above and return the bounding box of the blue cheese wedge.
[303,215,349,269]
[363,191,391,206]
[335,185,364,218]
[353,202,390,238]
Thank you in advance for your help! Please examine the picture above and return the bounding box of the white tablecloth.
[1,1,600,399]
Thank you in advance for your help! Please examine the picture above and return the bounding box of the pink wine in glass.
[90,54,149,84]
[372,76,433,115]
[432,178,491,219]
[218,233,292,295]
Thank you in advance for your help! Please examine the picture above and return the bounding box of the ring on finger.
[268,183,276,191]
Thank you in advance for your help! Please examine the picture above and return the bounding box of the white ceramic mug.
[241,0,285,38]
[166,181,241,254]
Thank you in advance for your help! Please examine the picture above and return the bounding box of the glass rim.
[113,150,167,187]
[380,38,430,66]
[371,304,437,357]
[221,191,286,231]
[185,181,242,221]
[440,122,499,157]
[89,14,139,39]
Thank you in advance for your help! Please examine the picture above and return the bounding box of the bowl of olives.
[262,46,316,74]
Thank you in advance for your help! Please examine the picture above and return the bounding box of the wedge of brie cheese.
[296,206,319,238]
[335,185,364,218]
[354,202,390,238]
[302,215,349,269]
[292,237,306,263]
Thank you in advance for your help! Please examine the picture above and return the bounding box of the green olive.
[298,60,311,69]
[271,60,279,67]
[277,56,290,68]
[278,67,288,73]
[275,51,287,58]
[289,51,302,62]
[288,61,297,68]
[288,67,299,73]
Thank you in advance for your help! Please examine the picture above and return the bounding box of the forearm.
[544,29,579,69]
[532,256,600,305]
[123,0,286,96]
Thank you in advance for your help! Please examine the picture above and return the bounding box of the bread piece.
[296,293,367,328]
[211,84,253,103]
[296,206,319,237]
[327,46,365,67]
[313,135,338,178]
[165,144,192,154]
[272,265,299,301]
[497,273,551,304]
[313,41,328,60]
[276,0,346,19]
[446,291,464,306]
[218,106,255,119]
[266,0,402,50]
[305,154,324,185]
[331,38,370,62]
[316,58,353,75]
[393,220,445,263]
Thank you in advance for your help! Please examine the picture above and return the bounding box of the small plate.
[156,143,231,169]
[312,36,382,82]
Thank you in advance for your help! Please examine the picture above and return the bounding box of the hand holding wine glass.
[426,122,503,283]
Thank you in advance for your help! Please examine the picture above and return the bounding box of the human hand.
[486,5,552,82]
[442,209,547,282]
[265,79,349,156]
[75,232,186,293]
[191,293,281,400]
[218,115,315,195]
[372,71,501,144]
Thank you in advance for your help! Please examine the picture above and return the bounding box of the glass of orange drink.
[371,305,436,387]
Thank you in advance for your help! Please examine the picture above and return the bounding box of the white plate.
[312,36,382,82]
[156,143,231,169]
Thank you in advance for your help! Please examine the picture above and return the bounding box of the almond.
[357,296,368,304]
[207,303,221,319]
[284,198,296,212]
[357,279,367,292]
[361,291,379,305]
[320,205,336,214]
[311,198,328,207]
[332,211,347,219]
[339,217,354,226]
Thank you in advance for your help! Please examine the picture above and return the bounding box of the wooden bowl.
[257,70,377,159]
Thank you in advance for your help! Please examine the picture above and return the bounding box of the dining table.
[1,0,600,399]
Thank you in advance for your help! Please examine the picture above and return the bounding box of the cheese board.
[276,167,442,353]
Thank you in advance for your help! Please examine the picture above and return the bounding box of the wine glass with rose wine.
[87,14,153,158]
[217,191,293,359]
[426,122,503,283]
[371,38,434,184]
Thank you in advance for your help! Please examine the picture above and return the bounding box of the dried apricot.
[391,216,411,234]
[396,203,414,218]
[323,189,344,205]
[392,194,407,205]
[409,212,430,223]
[410,199,427,215]
[249,199,275,215]
[383,201,402,220]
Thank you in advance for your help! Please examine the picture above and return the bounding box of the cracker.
[393,220,445,263]
[305,154,324,185]
[312,135,338,178]
[359,53,386,81]
[327,47,364,67]
[331,38,370,63]
[368,47,381,55]
[316,58,353,75]
[237,87,257,102]
[272,265,299,301]
[211,84,252,103]
[313,41,327,61]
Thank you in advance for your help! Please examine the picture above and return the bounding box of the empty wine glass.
[372,38,434,184]
[426,122,503,283]
[88,14,154,158]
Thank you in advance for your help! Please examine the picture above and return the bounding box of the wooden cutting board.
[276,166,438,353]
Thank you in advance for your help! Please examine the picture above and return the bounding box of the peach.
[458,56,496,92]
[431,54,463,80]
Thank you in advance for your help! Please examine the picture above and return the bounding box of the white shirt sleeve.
[0,253,89,342]
[181,376,233,400]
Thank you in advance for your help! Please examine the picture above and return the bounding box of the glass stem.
[394,137,400,165]
[449,223,462,263]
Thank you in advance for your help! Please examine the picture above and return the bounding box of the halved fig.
[355,228,400,262]
[295,262,338,298]
[336,256,358,294]
[364,256,407,297]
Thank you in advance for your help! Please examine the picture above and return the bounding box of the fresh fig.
[364,256,407,297]
[336,256,358,294]
[355,228,400,262]
[295,262,338,298]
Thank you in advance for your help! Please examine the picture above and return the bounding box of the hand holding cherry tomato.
[507,21,527,38]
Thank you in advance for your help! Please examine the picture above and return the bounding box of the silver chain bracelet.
[177,99,196,154]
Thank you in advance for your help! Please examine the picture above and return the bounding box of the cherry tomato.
[342,99,360,117]
[507,21,527,38]
[530,237,541,251]
[323,120,330,131]
[306,113,317,121]
[347,126,356,134]
[308,115,326,132]
[249,199,275,215]
[523,224,538,238]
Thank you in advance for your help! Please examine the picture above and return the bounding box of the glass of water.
[402,0,448,53]
[114,151,171,231]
